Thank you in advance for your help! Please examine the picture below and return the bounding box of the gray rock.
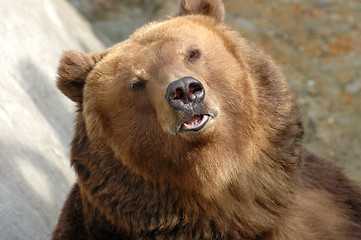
[0,0,103,239]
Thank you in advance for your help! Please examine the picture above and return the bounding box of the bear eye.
[187,48,201,62]
[129,80,146,92]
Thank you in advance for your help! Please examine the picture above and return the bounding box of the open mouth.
[181,114,210,132]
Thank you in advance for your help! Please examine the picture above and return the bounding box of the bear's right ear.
[178,0,225,22]
[57,50,103,103]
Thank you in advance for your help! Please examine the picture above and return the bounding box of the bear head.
[57,0,303,199]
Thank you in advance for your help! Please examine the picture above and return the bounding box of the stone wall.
[0,0,103,239]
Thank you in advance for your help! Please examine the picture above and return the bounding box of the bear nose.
[165,76,205,111]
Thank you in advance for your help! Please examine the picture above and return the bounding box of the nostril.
[189,83,203,95]
[172,88,184,101]
[189,82,204,104]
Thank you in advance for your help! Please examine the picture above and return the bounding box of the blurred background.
[0,0,360,239]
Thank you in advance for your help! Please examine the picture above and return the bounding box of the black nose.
[165,76,205,111]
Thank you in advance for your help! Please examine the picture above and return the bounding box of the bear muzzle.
[165,76,211,132]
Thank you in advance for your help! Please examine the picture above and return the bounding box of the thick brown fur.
[53,0,361,239]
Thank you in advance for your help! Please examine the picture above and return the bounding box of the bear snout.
[165,76,214,133]
[165,76,205,111]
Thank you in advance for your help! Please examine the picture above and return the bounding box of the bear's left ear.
[57,50,104,103]
[178,0,225,22]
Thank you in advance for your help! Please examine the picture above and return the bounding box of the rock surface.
[69,0,361,182]
[0,0,103,239]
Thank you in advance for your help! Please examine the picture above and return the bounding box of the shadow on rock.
[0,138,74,240]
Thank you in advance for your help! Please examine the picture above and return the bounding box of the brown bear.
[52,0,361,239]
